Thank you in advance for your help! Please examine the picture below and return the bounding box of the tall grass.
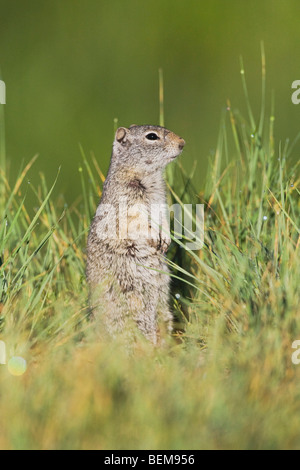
[0,59,299,449]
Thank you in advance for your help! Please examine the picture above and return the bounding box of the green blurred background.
[0,0,299,201]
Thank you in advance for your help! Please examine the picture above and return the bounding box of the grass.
[0,60,300,450]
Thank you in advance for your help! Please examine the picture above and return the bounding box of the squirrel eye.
[146,133,159,141]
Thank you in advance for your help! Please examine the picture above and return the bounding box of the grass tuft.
[0,62,299,449]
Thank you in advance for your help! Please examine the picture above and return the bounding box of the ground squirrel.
[86,125,185,344]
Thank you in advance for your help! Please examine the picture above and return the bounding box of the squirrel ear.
[116,127,128,143]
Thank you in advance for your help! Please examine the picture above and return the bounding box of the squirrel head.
[112,125,185,173]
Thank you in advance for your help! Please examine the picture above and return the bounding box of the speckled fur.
[86,125,185,344]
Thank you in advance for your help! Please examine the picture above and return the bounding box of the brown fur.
[86,125,185,344]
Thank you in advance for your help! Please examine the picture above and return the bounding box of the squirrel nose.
[178,138,185,150]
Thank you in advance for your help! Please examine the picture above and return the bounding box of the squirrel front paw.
[149,225,171,254]
[158,230,171,253]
